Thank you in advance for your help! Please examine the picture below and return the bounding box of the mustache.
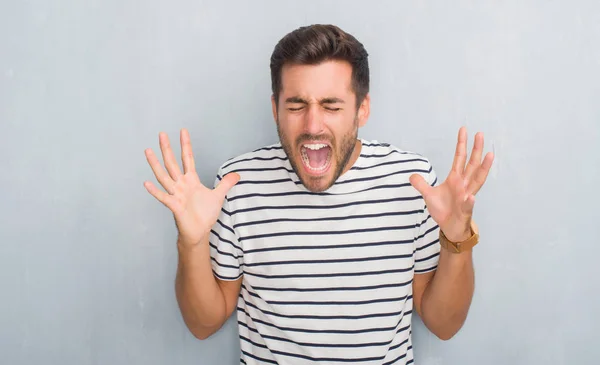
[296,134,334,145]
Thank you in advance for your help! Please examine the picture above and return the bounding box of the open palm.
[144,129,240,246]
[410,127,494,241]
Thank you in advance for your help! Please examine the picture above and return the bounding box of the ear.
[271,94,278,122]
[357,93,370,128]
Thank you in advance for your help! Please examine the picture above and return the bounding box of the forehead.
[280,60,354,98]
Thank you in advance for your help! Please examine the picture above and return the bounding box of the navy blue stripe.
[360,150,414,158]
[228,183,413,203]
[211,256,242,270]
[415,224,439,241]
[238,319,411,350]
[234,209,422,229]
[236,178,293,185]
[239,322,392,348]
[210,229,243,253]
[415,215,432,228]
[223,155,287,170]
[240,349,278,364]
[238,305,413,335]
[336,168,429,185]
[382,345,412,365]
[244,238,414,255]
[243,297,404,320]
[230,166,293,174]
[416,238,440,252]
[230,190,330,202]
[361,141,391,147]
[245,287,412,305]
[216,219,234,234]
[253,145,283,152]
[208,242,239,260]
[212,270,241,281]
[244,253,413,268]
[415,265,438,273]
[250,278,413,292]
[388,337,410,352]
[236,168,428,187]
[240,335,387,363]
[239,223,421,242]
[243,266,415,280]
[229,195,422,215]
[351,157,428,171]
[415,252,439,263]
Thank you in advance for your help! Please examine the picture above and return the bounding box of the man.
[144,24,494,365]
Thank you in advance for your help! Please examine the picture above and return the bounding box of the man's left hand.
[410,127,494,242]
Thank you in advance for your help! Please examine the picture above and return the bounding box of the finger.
[464,132,484,181]
[145,148,175,193]
[144,181,174,209]
[451,126,468,175]
[215,172,241,199]
[467,152,494,195]
[180,128,196,174]
[159,132,183,180]
[409,173,433,198]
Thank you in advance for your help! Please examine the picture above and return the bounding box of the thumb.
[215,172,240,199]
[409,173,432,197]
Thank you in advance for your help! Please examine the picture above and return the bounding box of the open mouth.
[300,142,332,175]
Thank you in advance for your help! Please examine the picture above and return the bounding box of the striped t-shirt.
[209,138,440,365]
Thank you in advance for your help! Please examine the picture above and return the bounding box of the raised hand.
[410,127,494,242]
[144,129,240,247]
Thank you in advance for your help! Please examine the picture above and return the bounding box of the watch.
[439,220,479,253]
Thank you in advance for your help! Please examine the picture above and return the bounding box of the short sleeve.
[414,162,441,274]
[209,173,244,281]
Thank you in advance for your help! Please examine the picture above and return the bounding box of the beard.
[276,116,359,192]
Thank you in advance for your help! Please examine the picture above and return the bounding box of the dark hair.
[270,24,370,109]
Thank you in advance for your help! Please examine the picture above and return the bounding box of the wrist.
[442,229,472,243]
[439,220,479,254]
[177,234,210,259]
[177,232,209,249]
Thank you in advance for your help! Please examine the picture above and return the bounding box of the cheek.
[277,118,300,147]
[281,116,305,138]
[329,113,356,139]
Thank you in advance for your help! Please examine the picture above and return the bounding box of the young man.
[144,24,494,365]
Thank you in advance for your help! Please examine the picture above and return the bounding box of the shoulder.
[359,139,437,185]
[216,142,287,177]
[360,139,432,168]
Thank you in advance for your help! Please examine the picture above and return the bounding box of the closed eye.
[324,107,341,111]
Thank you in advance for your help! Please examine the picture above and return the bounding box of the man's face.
[272,60,370,192]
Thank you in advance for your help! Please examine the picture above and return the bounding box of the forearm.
[175,234,227,339]
[420,248,474,340]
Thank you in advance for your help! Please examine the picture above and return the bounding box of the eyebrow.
[285,97,345,105]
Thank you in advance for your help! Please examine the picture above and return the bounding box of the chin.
[296,161,337,192]
[301,176,334,192]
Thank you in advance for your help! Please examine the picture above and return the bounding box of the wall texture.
[1,1,599,364]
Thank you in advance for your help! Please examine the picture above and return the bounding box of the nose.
[304,104,325,136]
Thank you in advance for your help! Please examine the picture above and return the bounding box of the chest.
[234,190,423,293]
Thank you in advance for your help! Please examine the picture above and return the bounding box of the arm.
[143,129,242,340]
[410,126,494,340]
[175,234,242,340]
[413,246,474,340]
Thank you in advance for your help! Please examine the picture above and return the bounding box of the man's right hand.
[143,129,240,247]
